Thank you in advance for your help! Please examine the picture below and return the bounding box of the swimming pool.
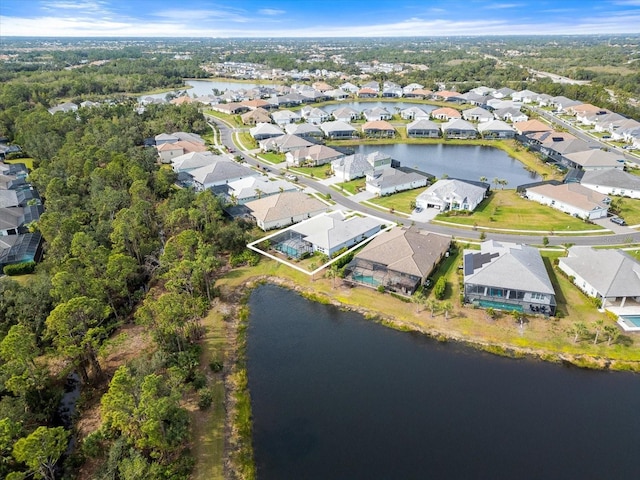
[618,315,640,331]
[475,299,524,313]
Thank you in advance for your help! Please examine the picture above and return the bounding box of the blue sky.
[1,0,639,37]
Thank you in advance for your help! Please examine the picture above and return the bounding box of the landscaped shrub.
[3,261,36,275]
[434,277,447,300]
[198,387,214,410]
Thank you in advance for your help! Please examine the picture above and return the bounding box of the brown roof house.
[525,183,609,220]
[346,227,451,295]
[245,191,327,231]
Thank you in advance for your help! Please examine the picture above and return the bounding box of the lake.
[356,143,540,186]
[247,285,640,480]
[139,79,277,100]
[320,101,436,115]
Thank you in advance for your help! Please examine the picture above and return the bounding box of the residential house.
[362,121,396,138]
[154,133,179,146]
[340,82,360,94]
[550,96,581,113]
[433,91,465,103]
[301,106,330,125]
[0,233,43,270]
[325,88,350,100]
[285,145,344,167]
[365,168,428,196]
[281,211,385,258]
[210,102,249,115]
[493,107,528,123]
[463,240,556,315]
[462,107,494,123]
[513,119,554,135]
[357,87,379,98]
[431,107,462,121]
[402,83,424,95]
[477,120,516,139]
[525,183,609,220]
[0,188,40,208]
[558,247,640,313]
[332,106,360,123]
[171,151,218,173]
[331,151,392,181]
[491,87,516,99]
[400,106,431,121]
[382,85,403,98]
[362,81,380,92]
[404,88,433,99]
[259,134,314,153]
[187,160,259,191]
[346,227,452,294]
[406,119,441,138]
[511,89,539,103]
[223,177,298,205]
[156,140,207,163]
[320,121,358,139]
[48,102,78,115]
[245,191,327,231]
[416,179,487,212]
[363,107,392,122]
[440,119,477,139]
[250,122,285,140]
[580,169,640,199]
[271,110,301,126]
[0,205,43,236]
[562,149,624,171]
[241,108,272,125]
[284,123,324,139]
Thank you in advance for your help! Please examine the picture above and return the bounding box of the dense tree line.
[0,88,253,477]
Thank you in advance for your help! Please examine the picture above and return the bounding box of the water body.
[321,101,436,115]
[247,285,640,480]
[140,79,277,100]
[356,143,539,186]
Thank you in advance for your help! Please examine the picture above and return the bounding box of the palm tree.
[442,301,453,320]
[427,299,439,318]
[498,179,508,190]
[479,176,488,184]
[412,289,426,313]
[592,319,605,344]
[604,325,620,346]
[492,177,500,190]
[254,188,264,199]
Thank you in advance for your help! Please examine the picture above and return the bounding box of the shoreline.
[213,272,640,477]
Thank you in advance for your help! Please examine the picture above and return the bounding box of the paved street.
[206,115,640,247]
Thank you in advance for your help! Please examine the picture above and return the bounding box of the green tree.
[45,296,110,383]
[0,324,48,401]
[442,301,453,320]
[427,298,439,318]
[433,277,446,300]
[12,426,69,480]
[604,325,620,346]
[592,319,604,344]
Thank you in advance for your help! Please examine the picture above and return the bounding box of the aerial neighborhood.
[124,72,640,333]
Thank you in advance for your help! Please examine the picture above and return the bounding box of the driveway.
[409,208,440,223]
[590,216,629,234]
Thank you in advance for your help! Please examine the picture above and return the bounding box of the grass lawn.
[610,196,640,225]
[237,132,257,150]
[290,164,333,178]
[216,252,639,366]
[258,152,286,164]
[204,109,243,128]
[367,188,425,214]
[433,190,606,233]
[334,178,365,195]
[190,308,227,480]
[5,157,35,170]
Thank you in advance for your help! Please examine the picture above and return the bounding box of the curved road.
[206,115,640,248]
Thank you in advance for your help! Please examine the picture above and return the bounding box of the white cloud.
[41,1,110,13]
[2,11,640,37]
[258,9,285,16]
[483,3,525,9]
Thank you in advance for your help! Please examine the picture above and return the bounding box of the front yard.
[433,190,606,233]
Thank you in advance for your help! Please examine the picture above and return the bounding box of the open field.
[366,188,424,214]
[5,157,35,170]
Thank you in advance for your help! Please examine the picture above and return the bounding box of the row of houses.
[0,159,43,271]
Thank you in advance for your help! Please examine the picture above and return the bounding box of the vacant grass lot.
[258,152,285,164]
[334,178,365,195]
[367,188,425,214]
[610,196,640,225]
[5,157,35,170]
[433,190,606,232]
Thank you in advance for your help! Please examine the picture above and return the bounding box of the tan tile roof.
[245,191,326,223]
[362,120,395,131]
[527,183,608,211]
[513,119,553,134]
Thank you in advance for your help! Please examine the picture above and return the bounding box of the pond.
[355,143,540,186]
[139,79,277,100]
[247,285,640,480]
[320,101,436,115]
